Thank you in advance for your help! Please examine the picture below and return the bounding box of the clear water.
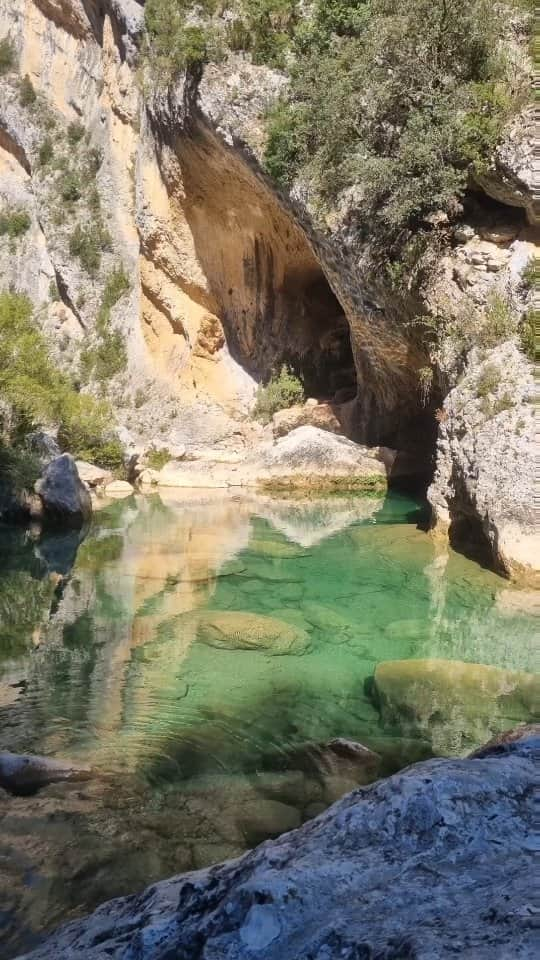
[0,490,537,955]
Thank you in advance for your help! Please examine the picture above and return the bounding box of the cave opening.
[274,273,358,405]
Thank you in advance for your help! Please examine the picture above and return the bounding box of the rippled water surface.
[0,490,537,955]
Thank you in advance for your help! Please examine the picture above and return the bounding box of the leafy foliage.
[69,222,112,276]
[38,136,54,166]
[0,208,31,239]
[19,74,36,107]
[80,267,130,384]
[264,0,527,246]
[144,0,219,80]
[476,295,517,349]
[520,309,538,361]
[61,170,83,203]
[67,121,85,146]
[0,292,122,467]
[146,447,172,470]
[0,36,15,74]
[253,364,304,422]
[475,362,500,398]
[227,0,299,67]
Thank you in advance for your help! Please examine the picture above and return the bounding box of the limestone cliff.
[0,0,536,580]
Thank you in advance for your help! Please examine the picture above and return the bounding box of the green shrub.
[263,0,527,251]
[67,121,85,147]
[80,329,128,383]
[476,363,500,398]
[0,208,31,238]
[86,147,103,178]
[520,309,538,362]
[253,364,304,422]
[69,222,111,275]
[80,269,130,383]
[146,447,172,469]
[144,0,218,81]
[57,395,124,468]
[0,291,122,465]
[0,442,41,504]
[38,136,54,166]
[0,36,15,74]
[477,295,516,348]
[60,170,82,203]
[97,265,130,330]
[19,74,36,107]
[521,256,538,289]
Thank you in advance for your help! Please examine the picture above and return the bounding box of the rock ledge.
[22,730,537,960]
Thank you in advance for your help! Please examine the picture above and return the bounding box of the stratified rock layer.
[22,731,537,960]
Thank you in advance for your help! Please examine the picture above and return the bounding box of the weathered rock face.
[21,731,537,960]
[428,340,537,584]
[37,454,92,527]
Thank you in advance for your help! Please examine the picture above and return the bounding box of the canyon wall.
[0,0,536,581]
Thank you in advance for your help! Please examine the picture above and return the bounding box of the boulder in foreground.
[21,729,537,959]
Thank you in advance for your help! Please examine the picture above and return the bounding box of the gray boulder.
[21,730,537,960]
[37,454,92,527]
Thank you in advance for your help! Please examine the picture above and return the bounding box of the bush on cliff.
[264,0,528,247]
[254,365,304,422]
[0,292,123,468]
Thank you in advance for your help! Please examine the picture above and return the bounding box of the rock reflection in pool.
[0,489,537,956]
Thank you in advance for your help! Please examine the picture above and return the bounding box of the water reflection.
[0,490,537,955]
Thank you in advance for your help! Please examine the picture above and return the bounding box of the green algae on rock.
[373,658,539,755]
[194,610,311,655]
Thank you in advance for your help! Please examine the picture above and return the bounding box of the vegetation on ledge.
[253,365,304,423]
[142,1,529,264]
[0,292,123,474]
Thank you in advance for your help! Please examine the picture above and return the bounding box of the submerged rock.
[21,731,537,959]
[195,610,310,655]
[36,455,92,528]
[285,737,382,805]
[373,657,539,755]
[0,751,92,796]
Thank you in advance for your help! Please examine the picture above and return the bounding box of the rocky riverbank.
[20,727,537,960]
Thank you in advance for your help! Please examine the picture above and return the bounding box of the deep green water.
[0,490,537,954]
